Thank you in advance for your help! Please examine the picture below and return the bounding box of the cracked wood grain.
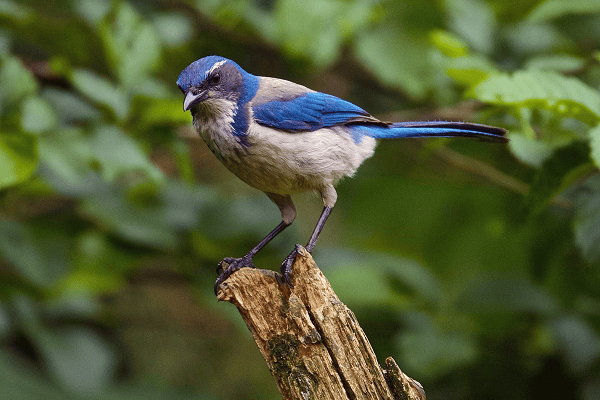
[216,246,425,400]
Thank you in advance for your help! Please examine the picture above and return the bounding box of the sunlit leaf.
[0,132,37,189]
[469,70,600,125]
[429,29,468,57]
[139,97,191,128]
[445,53,498,86]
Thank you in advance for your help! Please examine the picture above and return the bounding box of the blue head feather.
[177,56,259,141]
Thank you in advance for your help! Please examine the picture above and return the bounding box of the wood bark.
[216,246,426,400]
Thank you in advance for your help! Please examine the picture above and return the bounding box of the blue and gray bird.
[177,56,507,293]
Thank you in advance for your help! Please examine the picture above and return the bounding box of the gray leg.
[214,193,296,294]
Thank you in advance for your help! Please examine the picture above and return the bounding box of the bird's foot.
[214,255,256,295]
[277,244,304,286]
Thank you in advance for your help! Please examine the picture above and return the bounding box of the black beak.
[183,89,208,111]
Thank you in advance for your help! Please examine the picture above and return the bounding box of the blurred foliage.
[1,0,600,399]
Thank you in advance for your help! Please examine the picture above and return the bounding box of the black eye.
[209,73,221,85]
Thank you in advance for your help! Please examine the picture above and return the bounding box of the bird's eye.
[210,73,221,85]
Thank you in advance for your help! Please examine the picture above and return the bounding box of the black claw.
[279,244,303,286]
[214,255,256,295]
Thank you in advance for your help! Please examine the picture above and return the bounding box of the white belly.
[198,120,376,195]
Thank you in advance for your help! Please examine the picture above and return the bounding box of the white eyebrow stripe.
[206,60,227,76]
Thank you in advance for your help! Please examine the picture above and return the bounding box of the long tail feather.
[363,121,508,143]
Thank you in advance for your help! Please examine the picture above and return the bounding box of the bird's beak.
[183,89,208,111]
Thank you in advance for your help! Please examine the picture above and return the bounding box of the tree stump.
[216,246,426,400]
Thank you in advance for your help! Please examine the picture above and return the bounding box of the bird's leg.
[215,221,290,294]
[214,193,296,294]
[280,205,333,284]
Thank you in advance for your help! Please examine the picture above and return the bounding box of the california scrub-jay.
[177,56,507,293]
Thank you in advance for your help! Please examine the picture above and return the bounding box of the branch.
[216,246,426,400]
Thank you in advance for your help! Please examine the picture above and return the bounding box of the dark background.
[1,0,600,399]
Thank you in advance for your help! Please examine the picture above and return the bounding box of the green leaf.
[379,254,441,306]
[469,70,600,126]
[445,53,498,86]
[0,353,78,400]
[152,12,193,48]
[551,315,600,372]
[0,56,38,112]
[326,262,392,307]
[525,141,594,214]
[0,132,37,189]
[274,0,373,66]
[524,54,587,72]
[100,2,161,89]
[507,132,554,168]
[0,221,70,287]
[573,176,600,265]
[356,24,430,99]
[0,304,10,338]
[320,250,440,307]
[455,277,557,314]
[446,0,496,54]
[588,124,600,169]
[41,88,101,123]
[37,128,95,188]
[15,298,117,395]
[20,96,58,134]
[74,0,111,25]
[397,313,478,379]
[41,327,117,394]
[139,97,192,128]
[529,0,600,22]
[90,125,163,182]
[429,29,468,57]
[70,68,129,120]
[0,0,33,21]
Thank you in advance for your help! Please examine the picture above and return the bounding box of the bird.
[176,55,507,294]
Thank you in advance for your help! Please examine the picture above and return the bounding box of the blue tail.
[352,121,508,143]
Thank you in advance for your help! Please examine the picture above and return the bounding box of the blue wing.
[250,81,507,142]
[252,91,373,132]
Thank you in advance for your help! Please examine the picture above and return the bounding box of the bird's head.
[177,56,252,112]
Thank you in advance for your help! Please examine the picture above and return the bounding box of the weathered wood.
[216,246,426,400]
